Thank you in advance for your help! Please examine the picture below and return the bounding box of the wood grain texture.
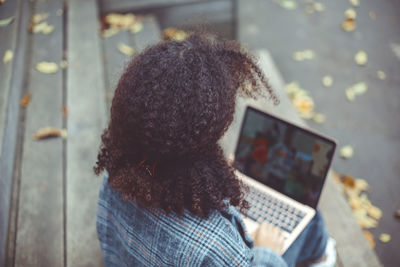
[14,0,65,266]
[66,0,106,266]
[219,49,381,267]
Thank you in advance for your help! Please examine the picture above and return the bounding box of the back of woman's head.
[94,33,278,217]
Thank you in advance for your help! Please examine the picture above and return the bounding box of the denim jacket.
[97,173,287,266]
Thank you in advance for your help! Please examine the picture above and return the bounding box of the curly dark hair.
[94,33,278,218]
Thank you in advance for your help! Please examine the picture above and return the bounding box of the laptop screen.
[234,106,336,209]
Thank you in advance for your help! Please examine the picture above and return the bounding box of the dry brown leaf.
[342,174,356,188]
[322,75,333,87]
[394,210,400,219]
[3,49,13,64]
[377,71,386,80]
[33,127,67,140]
[379,233,391,243]
[355,50,368,66]
[341,18,356,32]
[36,61,59,74]
[118,43,135,56]
[62,106,68,117]
[20,92,31,108]
[340,145,354,159]
[0,16,14,27]
[363,230,375,248]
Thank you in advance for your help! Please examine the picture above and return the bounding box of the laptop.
[233,106,336,253]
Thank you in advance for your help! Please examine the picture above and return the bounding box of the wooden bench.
[1,0,381,266]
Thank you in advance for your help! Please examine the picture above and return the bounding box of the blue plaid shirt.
[97,174,287,266]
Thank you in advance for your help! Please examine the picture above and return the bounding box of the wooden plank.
[101,31,132,110]
[66,0,106,266]
[13,1,65,266]
[130,15,161,52]
[219,49,381,267]
[0,0,31,265]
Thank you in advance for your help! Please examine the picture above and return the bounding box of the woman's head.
[94,33,278,217]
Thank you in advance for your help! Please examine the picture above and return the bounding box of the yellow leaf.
[36,61,59,74]
[102,27,120,38]
[345,8,357,19]
[379,233,391,243]
[293,50,315,61]
[341,18,356,32]
[377,71,386,80]
[118,43,135,56]
[32,21,55,34]
[314,2,325,12]
[355,50,368,66]
[322,75,333,87]
[340,145,354,159]
[33,127,67,140]
[0,16,14,27]
[363,230,375,248]
[32,13,49,24]
[349,0,360,7]
[313,113,325,123]
[130,21,143,34]
[367,205,382,220]
[3,49,13,64]
[162,27,188,41]
[279,0,297,10]
[60,60,68,69]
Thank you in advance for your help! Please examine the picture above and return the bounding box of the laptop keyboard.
[244,186,306,233]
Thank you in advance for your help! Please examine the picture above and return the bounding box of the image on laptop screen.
[234,107,336,208]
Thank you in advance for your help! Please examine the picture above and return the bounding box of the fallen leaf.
[346,82,368,101]
[341,18,356,32]
[377,71,386,80]
[36,61,59,74]
[394,210,400,219]
[350,0,360,7]
[32,21,54,34]
[105,13,136,28]
[355,50,368,66]
[118,43,135,56]
[279,0,297,10]
[322,75,333,87]
[345,8,357,19]
[32,13,49,24]
[0,16,14,27]
[379,233,391,243]
[293,50,315,61]
[342,174,356,188]
[102,27,120,38]
[355,179,369,191]
[33,127,67,140]
[340,145,354,159]
[60,60,68,69]
[162,27,188,41]
[62,106,68,117]
[130,21,143,34]
[3,49,13,64]
[313,113,325,123]
[20,92,31,107]
[367,205,382,220]
[363,230,375,248]
[314,2,325,12]
[285,82,316,119]
[369,11,376,20]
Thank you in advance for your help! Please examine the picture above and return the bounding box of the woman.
[95,33,336,267]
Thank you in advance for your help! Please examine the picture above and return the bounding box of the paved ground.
[238,0,400,266]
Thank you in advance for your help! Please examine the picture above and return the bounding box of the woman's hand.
[251,222,285,255]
